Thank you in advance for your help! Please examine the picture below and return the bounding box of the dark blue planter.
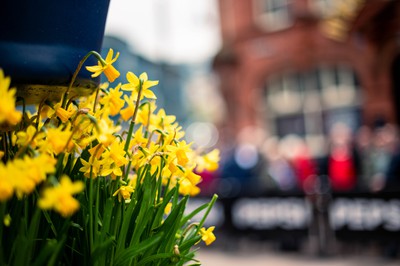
[0,0,111,103]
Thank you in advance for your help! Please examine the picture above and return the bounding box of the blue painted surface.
[0,0,110,86]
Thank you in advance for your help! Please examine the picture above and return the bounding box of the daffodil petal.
[143,90,157,99]
[143,80,159,90]
[121,83,135,91]
[139,72,148,81]
[105,48,114,62]
[126,72,140,87]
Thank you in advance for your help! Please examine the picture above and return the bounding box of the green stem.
[35,188,58,237]
[2,132,8,162]
[137,101,151,137]
[62,51,105,108]
[123,80,143,153]
[26,208,41,264]
[123,160,133,181]
[0,202,5,264]
[92,85,101,113]
[89,167,94,254]
[196,194,218,232]
[93,175,100,255]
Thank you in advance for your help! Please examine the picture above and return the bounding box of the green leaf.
[180,201,209,228]
[114,234,163,266]
[150,187,176,232]
[158,196,188,255]
[136,253,173,266]
[31,239,58,266]
[91,236,116,262]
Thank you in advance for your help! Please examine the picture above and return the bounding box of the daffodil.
[185,169,202,185]
[150,108,176,132]
[179,178,200,196]
[100,83,125,116]
[0,154,56,201]
[18,154,56,184]
[120,94,136,121]
[38,175,84,217]
[113,185,135,203]
[195,149,220,173]
[40,125,75,155]
[94,117,120,146]
[16,125,38,147]
[128,125,148,150]
[86,48,120,82]
[121,72,158,100]
[0,69,22,125]
[136,101,157,126]
[53,103,77,123]
[0,164,14,201]
[166,140,193,166]
[100,158,123,179]
[199,226,216,246]
[79,157,102,178]
[103,141,128,167]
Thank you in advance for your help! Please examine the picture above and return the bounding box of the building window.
[264,65,361,157]
[253,0,293,32]
[310,0,334,18]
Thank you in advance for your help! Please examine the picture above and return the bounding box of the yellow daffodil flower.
[100,83,125,116]
[53,103,77,123]
[195,149,220,173]
[38,175,84,217]
[179,178,201,196]
[16,125,38,147]
[100,158,123,179]
[18,154,56,184]
[0,155,56,201]
[113,185,135,203]
[136,101,157,126]
[94,117,120,146]
[104,141,128,167]
[150,108,176,132]
[0,164,14,201]
[185,169,202,185]
[199,226,216,246]
[79,157,102,178]
[121,72,158,100]
[0,69,22,125]
[128,125,148,150]
[88,143,106,160]
[86,48,120,83]
[166,140,193,166]
[120,94,136,121]
[41,126,74,155]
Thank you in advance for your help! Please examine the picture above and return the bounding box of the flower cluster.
[0,49,219,265]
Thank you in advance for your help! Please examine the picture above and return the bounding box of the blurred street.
[197,249,400,266]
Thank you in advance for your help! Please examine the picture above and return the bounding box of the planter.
[0,0,111,104]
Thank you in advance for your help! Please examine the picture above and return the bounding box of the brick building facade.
[213,0,400,156]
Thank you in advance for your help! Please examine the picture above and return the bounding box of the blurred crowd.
[200,121,400,197]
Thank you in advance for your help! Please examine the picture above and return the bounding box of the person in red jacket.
[320,122,359,192]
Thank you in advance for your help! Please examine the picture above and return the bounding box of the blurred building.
[213,0,400,157]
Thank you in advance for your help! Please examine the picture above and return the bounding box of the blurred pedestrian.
[319,122,360,192]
